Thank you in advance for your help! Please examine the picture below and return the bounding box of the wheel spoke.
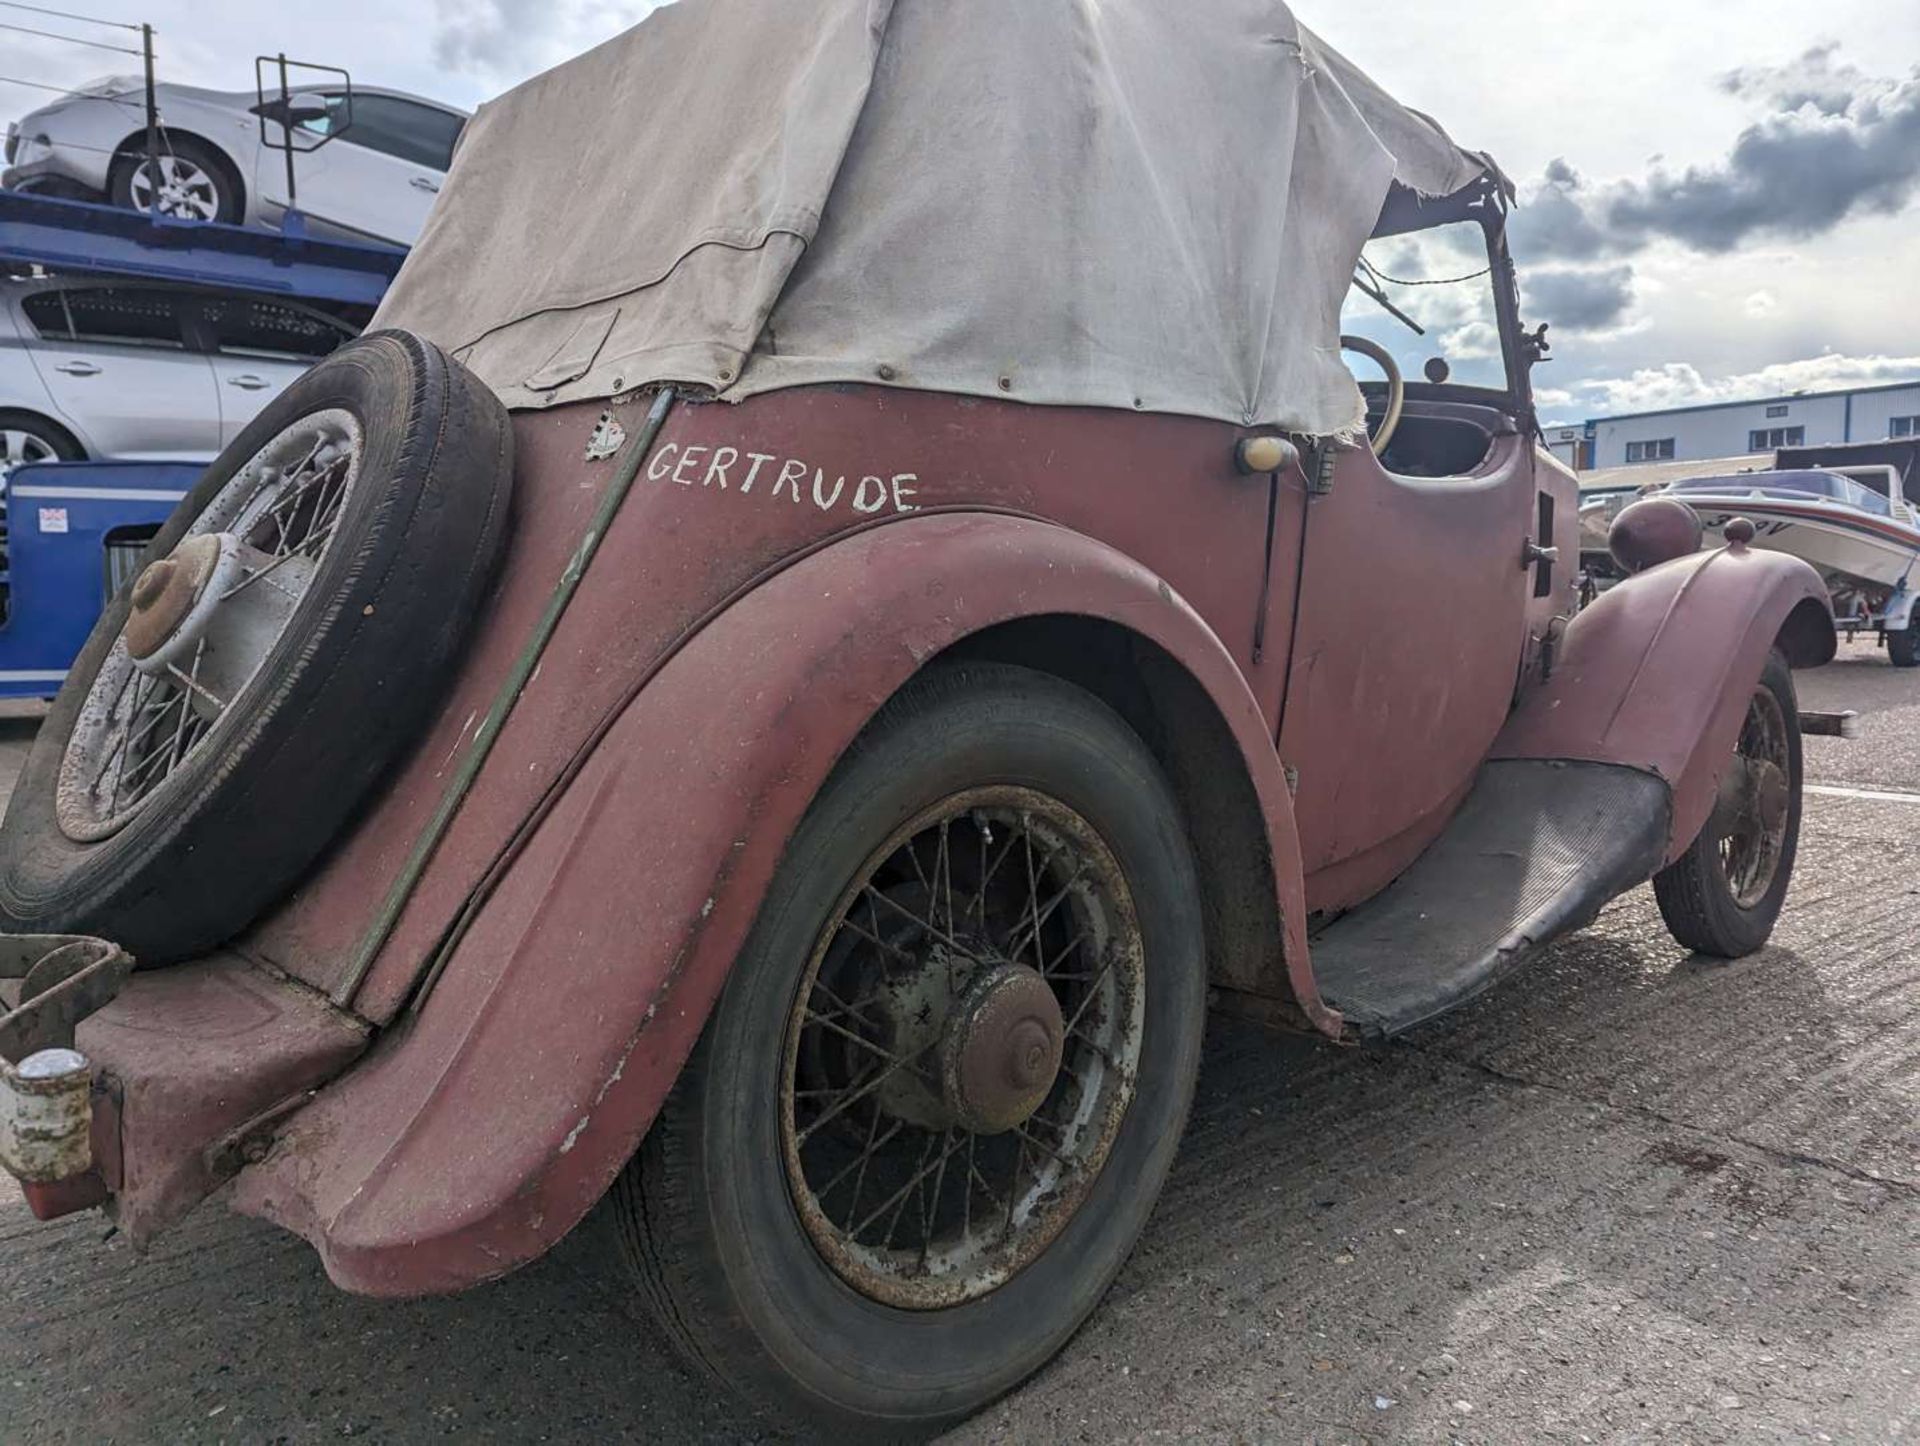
[861,885,989,969]
[783,788,1146,1308]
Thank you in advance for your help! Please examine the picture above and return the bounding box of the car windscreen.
[1340,221,1510,394]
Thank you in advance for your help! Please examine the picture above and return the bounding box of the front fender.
[1496,542,1833,861]
[231,511,1319,1295]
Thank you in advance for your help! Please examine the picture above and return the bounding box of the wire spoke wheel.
[54,410,362,842]
[1714,683,1792,909]
[780,785,1146,1310]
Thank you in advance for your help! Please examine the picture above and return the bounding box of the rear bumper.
[1,943,366,1243]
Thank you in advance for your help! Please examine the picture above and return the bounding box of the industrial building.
[1569,380,1920,471]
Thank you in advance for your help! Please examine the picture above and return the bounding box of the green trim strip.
[331,387,677,1008]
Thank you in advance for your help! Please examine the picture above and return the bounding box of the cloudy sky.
[7,0,1917,423]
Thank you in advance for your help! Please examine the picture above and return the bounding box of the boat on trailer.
[1664,467,1920,666]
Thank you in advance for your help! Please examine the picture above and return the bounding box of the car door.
[1277,218,1549,915]
[253,92,462,245]
[17,284,221,460]
[190,294,357,445]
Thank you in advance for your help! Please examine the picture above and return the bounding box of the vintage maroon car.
[0,1,1833,1434]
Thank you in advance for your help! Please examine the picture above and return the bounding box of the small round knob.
[1236,435,1297,474]
[1724,517,1756,548]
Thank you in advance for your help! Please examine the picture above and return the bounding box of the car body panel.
[229,504,1324,1296]
[1,277,356,459]
[239,385,1310,1020]
[1283,429,1545,913]
[1495,542,1833,860]
[3,280,220,460]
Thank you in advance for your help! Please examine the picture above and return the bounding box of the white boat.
[1663,467,1920,665]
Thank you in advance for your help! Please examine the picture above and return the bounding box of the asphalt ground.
[1,642,1915,1443]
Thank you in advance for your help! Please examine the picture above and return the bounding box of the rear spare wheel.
[0,330,512,963]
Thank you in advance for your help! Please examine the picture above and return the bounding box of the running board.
[1309,760,1670,1039]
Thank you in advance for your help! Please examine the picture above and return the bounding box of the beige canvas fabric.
[374,0,1491,437]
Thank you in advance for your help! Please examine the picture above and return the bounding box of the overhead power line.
[0,1,139,32]
[0,19,142,54]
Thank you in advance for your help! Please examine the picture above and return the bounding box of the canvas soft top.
[373,0,1497,437]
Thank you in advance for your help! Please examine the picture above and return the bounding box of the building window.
[1748,426,1806,450]
[1765,403,1789,418]
[1625,438,1676,463]
[1892,416,1919,439]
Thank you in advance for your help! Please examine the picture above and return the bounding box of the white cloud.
[1743,290,1779,317]
[1579,352,1920,414]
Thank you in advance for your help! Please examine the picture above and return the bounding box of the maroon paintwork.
[18,373,1832,1285]
[1496,541,1833,858]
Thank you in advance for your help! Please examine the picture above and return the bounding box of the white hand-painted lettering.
[853,476,888,513]
[703,446,739,489]
[671,445,709,486]
[644,441,928,518]
[741,452,776,493]
[812,469,846,510]
[772,458,809,503]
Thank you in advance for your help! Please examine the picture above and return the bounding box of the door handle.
[53,361,101,377]
[410,176,440,193]
[226,374,272,391]
[1521,540,1560,570]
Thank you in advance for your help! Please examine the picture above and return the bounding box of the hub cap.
[1715,683,1792,908]
[55,411,361,841]
[128,155,221,222]
[781,788,1146,1310]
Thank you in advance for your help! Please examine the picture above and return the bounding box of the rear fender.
[231,512,1319,1295]
[1496,542,1833,861]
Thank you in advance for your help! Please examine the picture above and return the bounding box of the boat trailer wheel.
[780,787,1145,1310]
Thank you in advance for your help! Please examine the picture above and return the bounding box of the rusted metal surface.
[1278,432,1558,913]
[123,536,219,662]
[241,387,1306,1022]
[1495,543,1833,862]
[0,936,133,1063]
[1609,496,1705,574]
[0,1048,95,1185]
[778,787,1133,1311]
[229,511,1321,1297]
[65,953,368,1244]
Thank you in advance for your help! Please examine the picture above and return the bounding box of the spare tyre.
[0,330,512,964]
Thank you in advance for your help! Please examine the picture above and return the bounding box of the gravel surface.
[1,642,1915,1443]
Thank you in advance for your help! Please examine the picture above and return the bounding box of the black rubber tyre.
[1652,649,1801,957]
[1888,616,1919,668]
[0,410,85,467]
[0,330,512,963]
[608,663,1207,1437]
[109,135,243,224]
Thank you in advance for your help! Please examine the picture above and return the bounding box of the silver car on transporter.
[3,77,467,247]
[0,274,363,468]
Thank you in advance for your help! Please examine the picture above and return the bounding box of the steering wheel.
[1339,334,1404,457]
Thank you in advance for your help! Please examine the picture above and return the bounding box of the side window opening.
[200,296,356,361]
[52,288,189,350]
